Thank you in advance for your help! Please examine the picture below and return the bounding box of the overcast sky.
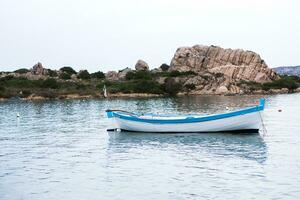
[0,0,299,72]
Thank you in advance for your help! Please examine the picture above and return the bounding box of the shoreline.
[0,90,299,102]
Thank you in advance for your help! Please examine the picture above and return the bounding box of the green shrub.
[0,85,5,91]
[160,63,170,72]
[14,68,30,74]
[125,71,152,80]
[60,66,77,75]
[91,71,105,79]
[0,86,5,97]
[76,83,87,90]
[78,70,91,80]
[1,77,36,88]
[96,81,112,90]
[106,82,134,94]
[238,80,262,91]
[0,75,14,82]
[132,80,164,94]
[59,72,71,80]
[41,78,59,89]
[104,80,164,94]
[262,76,300,91]
[48,69,58,77]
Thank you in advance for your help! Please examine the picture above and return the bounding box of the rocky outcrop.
[31,62,48,76]
[118,67,132,80]
[135,60,149,71]
[168,45,280,95]
[170,45,278,83]
[105,71,119,81]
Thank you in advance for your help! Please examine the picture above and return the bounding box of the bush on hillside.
[59,66,77,75]
[91,71,105,79]
[14,68,30,74]
[125,71,152,80]
[48,69,58,77]
[262,76,300,91]
[59,72,71,80]
[41,78,59,89]
[160,63,170,72]
[78,70,91,80]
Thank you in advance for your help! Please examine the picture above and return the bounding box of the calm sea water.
[1,94,300,200]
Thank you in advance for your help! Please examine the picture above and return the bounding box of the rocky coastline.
[1,45,300,101]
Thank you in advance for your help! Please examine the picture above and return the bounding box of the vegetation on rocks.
[78,70,91,80]
[60,66,77,75]
[238,75,300,92]
[262,76,300,91]
[91,71,105,79]
[14,68,30,74]
[1,44,300,100]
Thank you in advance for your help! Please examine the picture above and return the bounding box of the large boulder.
[118,67,132,80]
[135,60,149,71]
[105,71,119,81]
[31,62,48,76]
[170,45,278,83]
[215,85,228,95]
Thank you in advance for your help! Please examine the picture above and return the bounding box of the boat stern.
[106,110,114,118]
[259,98,266,110]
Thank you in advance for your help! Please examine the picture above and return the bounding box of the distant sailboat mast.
[103,85,107,98]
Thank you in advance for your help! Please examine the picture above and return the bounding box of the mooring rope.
[259,112,267,136]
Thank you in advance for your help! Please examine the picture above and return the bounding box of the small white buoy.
[17,113,20,118]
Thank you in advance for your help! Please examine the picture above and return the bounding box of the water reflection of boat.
[106,99,265,133]
[107,132,267,163]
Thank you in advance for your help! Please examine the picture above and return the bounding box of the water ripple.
[1,95,300,199]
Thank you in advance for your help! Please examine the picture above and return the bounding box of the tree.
[91,71,105,79]
[59,66,77,75]
[59,72,71,80]
[78,70,91,80]
[160,63,170,72]
[14,68,30,74]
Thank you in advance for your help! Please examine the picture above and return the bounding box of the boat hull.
[109,111,262,133]
[106,99,265,133]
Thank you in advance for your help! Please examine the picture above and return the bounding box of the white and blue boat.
[106,99,265,133]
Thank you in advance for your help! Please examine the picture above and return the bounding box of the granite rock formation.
[31,62,48,76]
[170,45,278,83]
[169,45,279,95]
[105,71,119,81]
[135,60,149,71]
[118,67,132,80]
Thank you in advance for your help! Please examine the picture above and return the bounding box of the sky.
[0,0,299,72]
